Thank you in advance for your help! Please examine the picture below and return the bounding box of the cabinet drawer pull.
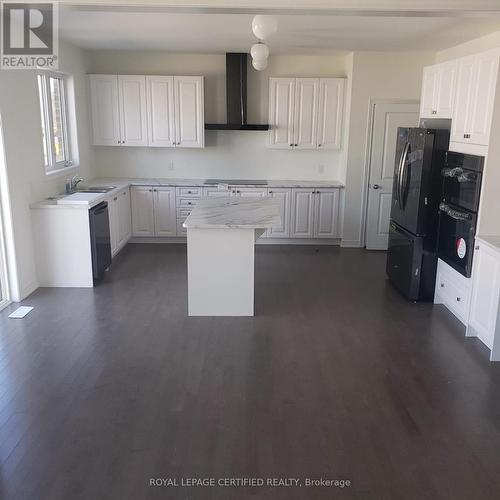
[432,110,437,114]
[113,197,118,201]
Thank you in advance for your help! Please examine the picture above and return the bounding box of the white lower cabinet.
[434,258,472,326]
[131,186,155,237]
[108,187,132,257]
[313,189,340,238]
[290,188,340,239]
[290,189,315,238]
[154,187,176,236]
[131,186,177,237]
[468,241,500,354]
[267,188,291,238]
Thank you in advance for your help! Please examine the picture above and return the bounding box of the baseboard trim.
[18,280,39,301]
[130,237,341,246]
[340,240,362,248]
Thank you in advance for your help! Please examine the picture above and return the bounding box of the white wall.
[436,30,500,62]
[342,50,435,247]
[87,51,350,181]
[0,41,94,300]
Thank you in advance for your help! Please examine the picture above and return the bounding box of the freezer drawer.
[386,222,437,301]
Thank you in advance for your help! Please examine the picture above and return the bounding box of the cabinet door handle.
[475,245,480,250]
[456,297,461,302]
[113,197,118,201]
[294,143,298,147]
[440,283,444,288]
[432,110,437,114]
[318,144,322,147]
[289,144,293,147]
[269,190,273,194]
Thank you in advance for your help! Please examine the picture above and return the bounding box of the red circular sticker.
[457,238,467,259]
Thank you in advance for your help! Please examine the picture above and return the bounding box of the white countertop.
[476,235,500,253]
[183,197,282,229]
[31,177,344,210]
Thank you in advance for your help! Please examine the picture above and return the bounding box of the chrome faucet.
[65,175,84,194]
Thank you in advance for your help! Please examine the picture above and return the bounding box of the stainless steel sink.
[77,186,117,193]
[204,179,268,186]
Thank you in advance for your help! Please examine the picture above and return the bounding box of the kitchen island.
[183,197,281,316]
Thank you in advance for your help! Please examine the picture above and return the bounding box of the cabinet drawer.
[177,208,192,219]
[176,186,201,198]
[435,260,472,324]
[177,197,198,208]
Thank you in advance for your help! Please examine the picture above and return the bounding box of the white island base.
[184,197,281,317]
[187,228,265,316]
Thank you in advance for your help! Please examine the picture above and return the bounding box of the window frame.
[37,70,73,174]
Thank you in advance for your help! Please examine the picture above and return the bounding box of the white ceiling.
[59,7,500,54]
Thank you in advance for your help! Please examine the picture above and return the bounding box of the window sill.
[45,164,78,179]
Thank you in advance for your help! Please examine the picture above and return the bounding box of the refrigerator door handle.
[398,142,410,210]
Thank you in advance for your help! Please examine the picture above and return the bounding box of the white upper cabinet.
[174,76,204,148]
[468,52,499,146]
[118,75,148,146]
[90,75,121,146]
[269,78,295,149]
[146,76,176,147]
[293,78,319,149]
[451,51,499,148]
[419,61,456,119]
[317,78,345,149]
[90,74,204,148]
[313,189,340,238]
[269,77,345,150]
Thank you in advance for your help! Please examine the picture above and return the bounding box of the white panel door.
[290,189,315,238]
[117,188,132,247]
[146,76,176,147]
[317,78,345,150]
[174,76,204,148]
[293,78,318,149]
[469,243,500,350]
[267,188,291,238]
[108,195,119,256]
[118,75,148,146]
[419,66,439,118]
[154,187,176,236]
[313,189,340,238]
[451,56,476,144]
[131,186,155,237]
[468,52,499,146]
[89,75,120,146]
[365,102,420,250]
[435,60,457,118]
[269,78,295,149]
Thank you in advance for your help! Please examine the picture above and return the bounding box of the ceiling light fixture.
[250,15,277,72]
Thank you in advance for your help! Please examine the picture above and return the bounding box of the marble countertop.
[476,235,500,253]
[31,177,344,210]
[183,197,282,229]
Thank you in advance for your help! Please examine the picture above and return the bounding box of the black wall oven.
[437,151,484,277]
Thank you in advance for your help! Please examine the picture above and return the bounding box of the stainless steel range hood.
[205,53,269,131]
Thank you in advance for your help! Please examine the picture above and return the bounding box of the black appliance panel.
[89,201,112,283]
[437,202,476,278]
[441,151,484,213]
[390,128,441,237]
[387,222,423,301]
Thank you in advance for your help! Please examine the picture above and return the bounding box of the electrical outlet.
[318,164,325,174]
[168,161,174,171]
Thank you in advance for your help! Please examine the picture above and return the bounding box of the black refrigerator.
[386,127,449,301]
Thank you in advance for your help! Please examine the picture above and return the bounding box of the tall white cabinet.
[269,77,344,150]
[90,74,204,148]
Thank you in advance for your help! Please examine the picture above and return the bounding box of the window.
[37,72,73,173]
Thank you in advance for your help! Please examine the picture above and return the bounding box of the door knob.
[372,184,381,189]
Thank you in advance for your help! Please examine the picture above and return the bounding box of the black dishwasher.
[89,202,111,283]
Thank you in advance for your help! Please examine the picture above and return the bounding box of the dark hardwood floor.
[1,244,500,500]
